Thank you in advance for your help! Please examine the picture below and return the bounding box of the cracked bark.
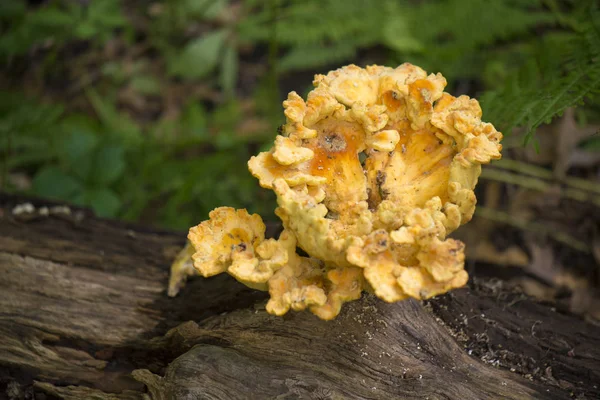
[0,193,598,400]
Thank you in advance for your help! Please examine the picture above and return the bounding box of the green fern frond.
[480,1,600,143]
[279,42,357,71]
[240,0,384,45]
[239,0,388,71]
[397,0,557,81]
[413,0,555,49]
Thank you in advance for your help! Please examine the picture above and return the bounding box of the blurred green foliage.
[1,0,599,229]
[0,0,127,54]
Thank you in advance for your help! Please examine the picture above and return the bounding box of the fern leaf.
[480,1,600,142]
[279,42,357,71]
[239,0,388,71]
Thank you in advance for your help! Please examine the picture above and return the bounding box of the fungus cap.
[173,63,502,320]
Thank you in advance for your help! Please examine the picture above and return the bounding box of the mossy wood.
[0,193,598,400]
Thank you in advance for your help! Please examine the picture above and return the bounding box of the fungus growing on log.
[169,63,503,320]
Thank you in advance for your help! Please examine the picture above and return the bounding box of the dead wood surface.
[0,193,598,400]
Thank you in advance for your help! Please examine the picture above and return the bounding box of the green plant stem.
[475,206,590,253]
[481,168,600,207]
[491,158,600,194]
[268,0,280,108]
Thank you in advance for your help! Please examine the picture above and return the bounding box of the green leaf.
[90,144,126,185]
[167,29,227,79]
[59,130,98,181]
[101,61,125,82]
[185,0,227,19]
[72,0,126,42]
[130,75,162,95]
[88,0,127,26]
[0,1,26,20]
[86,89,142,144]
[60,113,102,134]
[74,21,97,40]
[481,32,600,141]
[478,2,600,143]
[382,17,424,53]
[6,152,54,170]
[182,102,209,139]
[220,45,238,96]
[86,188,121,217]
[280,42,356,71]
[210,100,241,133]
[31,7,75,29]
[61,130,98,166]
[32,167,83,200]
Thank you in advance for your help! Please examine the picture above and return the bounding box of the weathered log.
[0,193,598,400]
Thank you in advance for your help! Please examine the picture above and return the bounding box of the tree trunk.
[0,193,598,400]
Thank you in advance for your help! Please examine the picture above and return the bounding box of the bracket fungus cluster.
[169,63,502,320]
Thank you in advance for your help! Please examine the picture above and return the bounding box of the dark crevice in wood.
[426,279,600,398]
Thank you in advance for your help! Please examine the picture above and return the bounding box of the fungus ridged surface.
[171,63,502,320]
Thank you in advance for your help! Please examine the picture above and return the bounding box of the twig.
[491,159,600,195]
[475,206,590,253]
[480,168,600,207]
